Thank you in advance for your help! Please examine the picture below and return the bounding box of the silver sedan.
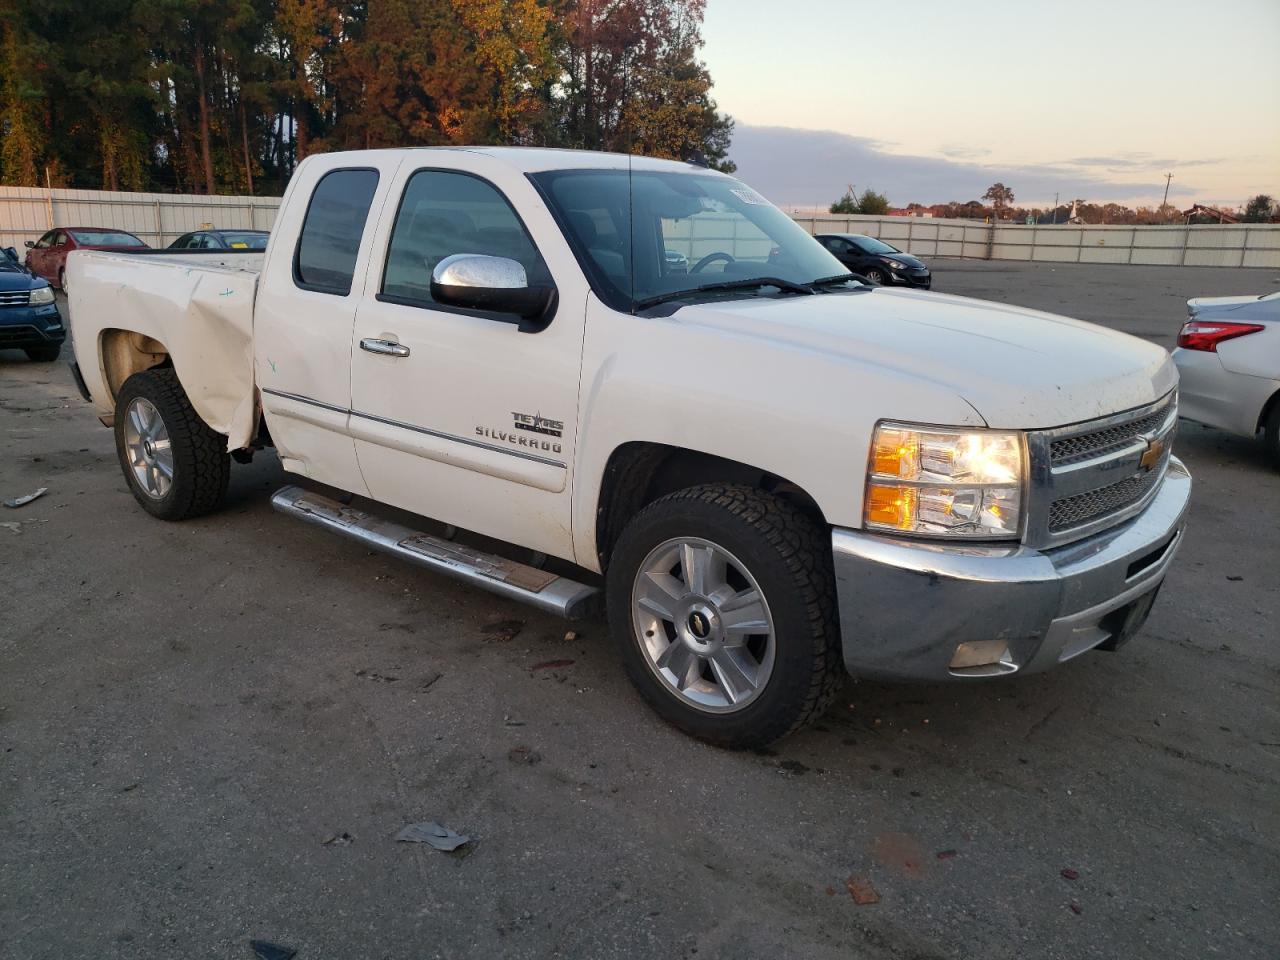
[1173,292,1280,465]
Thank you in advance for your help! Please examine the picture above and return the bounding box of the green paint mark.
[267,358,277,373]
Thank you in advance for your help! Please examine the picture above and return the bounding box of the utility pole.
[1161,172,1173,208]
[1051,192,1059,224]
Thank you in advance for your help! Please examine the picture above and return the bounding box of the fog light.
[949,640,1013,671]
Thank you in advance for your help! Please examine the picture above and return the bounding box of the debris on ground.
[564,630,578,642]
[482,619,524,642]
[531,659,574,671]
[845,875,881,905]
[1061,868,1080,880]
[1069,902,1083,915]
[1225,575,1243,582]
[503,714,526,727]
[508,745,543,765]
[395,821,470,851]
[355,669,399,683]
[249,940,297,960]
[3,487,47,508]
[1,519,47,534]
[936,850,958,860]
[777,759,809,776]
[824,886,835,896]
[417,671,443,693]
[321,832,354,846]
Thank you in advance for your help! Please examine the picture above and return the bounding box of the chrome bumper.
[831,457,1191,681]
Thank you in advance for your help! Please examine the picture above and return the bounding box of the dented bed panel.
[67,250,264,450]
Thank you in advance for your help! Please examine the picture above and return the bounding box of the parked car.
[1,247,64,361]
[813,233,932,288]
[25,227,148,291]
[1173,292,1280,465]
[168,229,270,252]
[66,147,1188,747]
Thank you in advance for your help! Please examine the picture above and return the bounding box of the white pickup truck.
[67,147,1190,747]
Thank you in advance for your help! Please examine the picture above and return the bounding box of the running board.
[271,485,598,619]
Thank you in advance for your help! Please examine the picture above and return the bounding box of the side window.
[52,231,68,247]
[826,238,849,254]
[34,232,54,249]
[295,168,380,295]
[381,170,551,306]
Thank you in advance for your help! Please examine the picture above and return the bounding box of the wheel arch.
[594,441,829,572]
[99,328,171,403]
[1256,385,1280,434]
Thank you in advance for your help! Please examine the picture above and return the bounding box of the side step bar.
[271,485,598,619]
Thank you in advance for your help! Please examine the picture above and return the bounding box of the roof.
[315,146,719,176]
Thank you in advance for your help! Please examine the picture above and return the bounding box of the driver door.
[349,158,590,562]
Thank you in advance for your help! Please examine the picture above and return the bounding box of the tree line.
[0,0,734,195]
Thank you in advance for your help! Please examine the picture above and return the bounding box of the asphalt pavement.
[2,261,1277,959]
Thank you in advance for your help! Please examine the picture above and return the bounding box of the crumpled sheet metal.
[68,251,263,451]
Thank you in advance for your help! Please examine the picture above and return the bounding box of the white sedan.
[1173,292,1280,465]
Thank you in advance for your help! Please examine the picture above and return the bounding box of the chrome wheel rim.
[123,397,174,499]
[631,537,776,714]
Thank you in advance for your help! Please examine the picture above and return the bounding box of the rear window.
[295,169,380,295]
[221,232,269,250]
[70,229,144,246]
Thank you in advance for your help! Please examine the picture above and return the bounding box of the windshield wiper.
[809,273,868,290]
[635,276,816,311]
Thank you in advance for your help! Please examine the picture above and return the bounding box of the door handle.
[360,338,410,358]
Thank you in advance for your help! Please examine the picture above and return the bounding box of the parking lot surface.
[2,260,1278,959]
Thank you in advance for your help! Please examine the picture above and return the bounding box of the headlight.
[29,285,55,305]
[886,260,906,270]
[864,423,1024,539]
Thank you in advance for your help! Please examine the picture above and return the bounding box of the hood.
[671,287,1176,429]
[0,259,41,291]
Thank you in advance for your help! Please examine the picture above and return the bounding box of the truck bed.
[68,250,264,450]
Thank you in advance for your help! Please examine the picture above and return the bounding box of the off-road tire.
[606,484,843,749]
[24,345,61,362]
[114,368,230,520]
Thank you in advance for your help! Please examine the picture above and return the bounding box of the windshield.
[854,235,900,255]
[219,232,269,250]
[530,169,848,311]
[70,229,145,246]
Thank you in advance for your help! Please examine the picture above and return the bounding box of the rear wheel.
[58,268,66,292]
[1264,397,1280,469]
[606,484,842,748]
[114,368,230,520]
[24,344,61,363]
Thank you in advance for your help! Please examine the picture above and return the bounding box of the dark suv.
[1,246,64,361]
[814,233,932,289]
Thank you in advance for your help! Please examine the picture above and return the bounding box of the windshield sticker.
[731,188,766,206]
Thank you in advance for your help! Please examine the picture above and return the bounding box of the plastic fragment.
[1069,902,1083,915]
[508,745,542,765]
[1061,867,1080,880]
[395,821,470,851]
[3,487,47,508]
[249,940,297,960]
[321,832,354,846]
[845,875,881,905]
[936,849,958,860]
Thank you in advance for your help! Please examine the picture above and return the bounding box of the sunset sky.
[702,0,1280,209]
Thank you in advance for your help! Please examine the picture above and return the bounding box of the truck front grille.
[1026,392,1177,548]
[0,290,31,307]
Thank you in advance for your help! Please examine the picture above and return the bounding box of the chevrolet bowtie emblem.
[1139,437,1166,472]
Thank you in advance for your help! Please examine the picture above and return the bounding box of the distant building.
[1181,204,1239,224]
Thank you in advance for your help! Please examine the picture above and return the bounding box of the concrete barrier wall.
[0,186,281,250]
[791,214,1280,269]
[4,185,1278,268]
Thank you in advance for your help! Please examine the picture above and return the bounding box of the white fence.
[3,186,1278,268]
[793,215,1280,269]
[0,186,281,250]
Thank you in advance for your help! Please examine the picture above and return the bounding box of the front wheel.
[24,344,61,363]
[863,267,887,285]
[114,368,230,520]
[606,484,843,748]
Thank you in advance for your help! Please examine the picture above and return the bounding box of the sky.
[702,0,1280,210]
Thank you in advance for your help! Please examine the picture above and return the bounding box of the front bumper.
[831,456,1191,681]
[889,268,931,289]
[0,303,65,350]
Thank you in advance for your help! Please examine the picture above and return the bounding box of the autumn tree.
[982,182,1014,218]
[1242,194,1275,222]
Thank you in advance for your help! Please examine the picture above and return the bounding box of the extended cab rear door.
[255,152,404,494]
[348,153,591,563]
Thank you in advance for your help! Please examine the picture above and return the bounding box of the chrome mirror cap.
[431,253,528,291]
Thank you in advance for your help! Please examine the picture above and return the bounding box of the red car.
[24,227,149,291]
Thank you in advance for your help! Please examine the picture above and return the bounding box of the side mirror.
[430,254,556,332]
[24,240,35,248]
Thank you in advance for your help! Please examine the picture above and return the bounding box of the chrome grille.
[1026,392,1177,548]
[0,289,30,307]
[1048,471,1160,531]
[1049,401,1172,466]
